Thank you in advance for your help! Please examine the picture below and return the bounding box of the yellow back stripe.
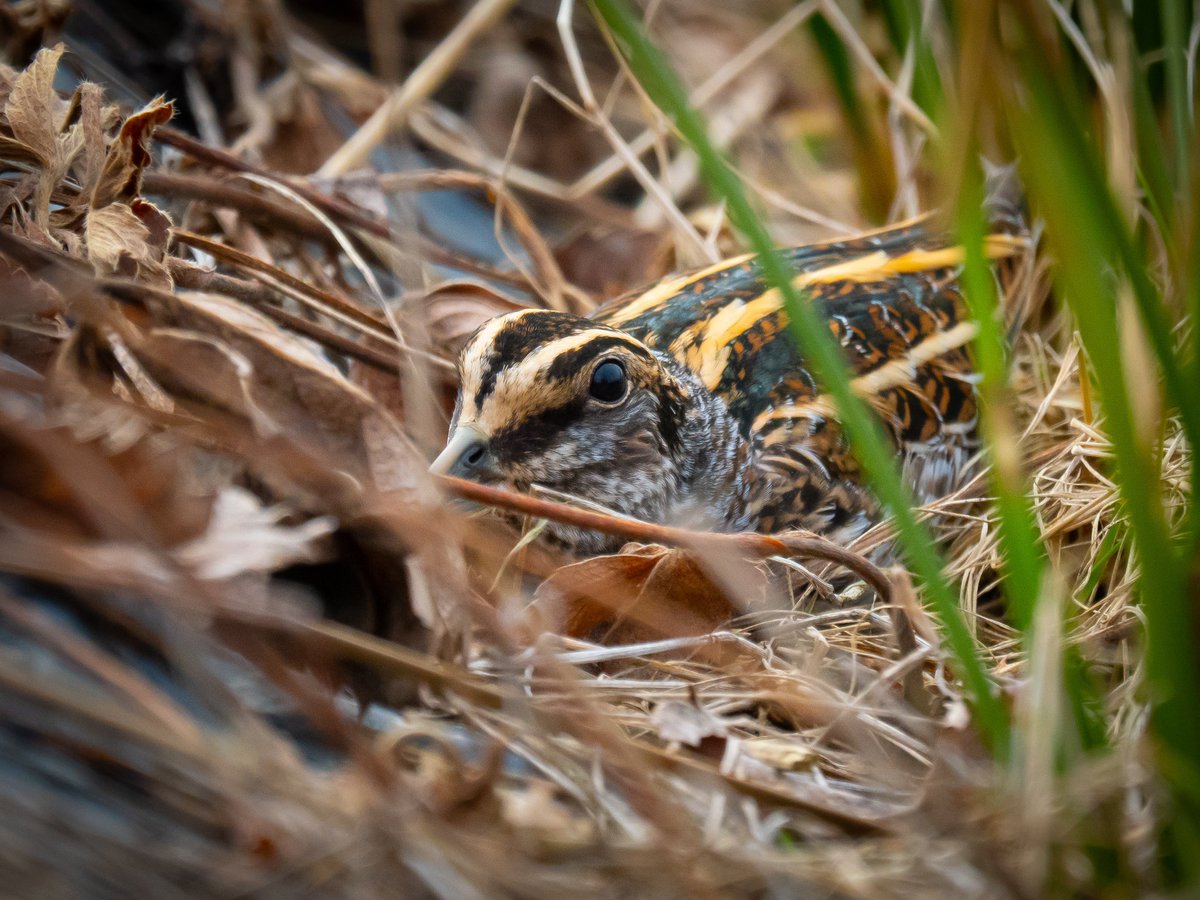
[750,319,980,435]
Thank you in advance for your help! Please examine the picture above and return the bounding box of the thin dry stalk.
[318,0,521,177]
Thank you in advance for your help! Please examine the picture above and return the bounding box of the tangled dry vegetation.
[0,2,1185,896]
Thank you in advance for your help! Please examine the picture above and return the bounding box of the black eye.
[588,359,627,403]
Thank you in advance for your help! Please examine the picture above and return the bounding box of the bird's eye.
[588,359,627,403]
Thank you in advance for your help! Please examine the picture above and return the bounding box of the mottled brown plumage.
[433,213,1031,555]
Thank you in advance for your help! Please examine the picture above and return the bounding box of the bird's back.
[593,217,1031,502]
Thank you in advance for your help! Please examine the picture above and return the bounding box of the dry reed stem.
[318,0,520,177]
[564,0,821,200]
[155,126,533,289]
[557,0,715,263]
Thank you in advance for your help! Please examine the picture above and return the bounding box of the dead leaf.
[424,281,528,358]
[497,781,594,847]
[0,1,70,68]
[3,45,81,230]
[54,227,82,257]
[0,408,212,545]
[259,82,347,176]
[131,197,172,253]
[742,737,819,772]
[535,543,765,646]
[5,43,65,165]
[91,96,174,209]
[0,133,44,169]
[719,737,787,784]
[0,256,61,319]
[555,227,674,302]
[361,411,425,492]
[175,487,336,581]
[84,201,172,287]
[74,81,116,199]
[85,202,146,270]
[650,700,728,747]
[131,291,400,464]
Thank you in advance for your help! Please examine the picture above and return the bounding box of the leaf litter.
[0,4,1179,897]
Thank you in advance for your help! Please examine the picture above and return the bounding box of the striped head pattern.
[432,308,751,553]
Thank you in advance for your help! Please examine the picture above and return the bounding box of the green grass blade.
[1003,45,1200,465]
[1189,205,1200,552]
[946,2,1111,758]
[955,139,1106,753]
[1160,0,1193,198]
[591,0,1009,754]
[1010,58,1200,868]
[955,169,1045,632]
[1131,54,1176,234]
[879,0,945,116]
[807,13,892,222]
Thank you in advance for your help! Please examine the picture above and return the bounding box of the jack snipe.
[433,210,1030,555]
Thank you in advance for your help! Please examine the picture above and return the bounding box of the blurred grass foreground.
[0,1,1197,896]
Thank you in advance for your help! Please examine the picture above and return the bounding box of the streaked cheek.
[623,430,659,461]
[521,433,611,481]
[541,441,580,469]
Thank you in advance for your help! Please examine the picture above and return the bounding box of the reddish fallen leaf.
[0,410,212,546]
[136,290,391,459]
[535,543,766,646]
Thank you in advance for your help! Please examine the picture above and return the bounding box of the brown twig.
[156,127,399,237]
[435,475,893,605]
[154,128,535,290]
[143,170,333,240]
[0,231,406,377]
[172,227,392,336]
[219,608,893,833]
[376,168,581,311]
[0,589,204,744]
[167,259,404,375]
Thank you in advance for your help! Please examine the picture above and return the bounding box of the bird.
[431,210,1031,557]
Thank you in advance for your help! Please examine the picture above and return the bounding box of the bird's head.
[431,309,698,551]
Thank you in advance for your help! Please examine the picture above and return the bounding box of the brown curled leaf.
[75,81,117,197]
[424,280,528,357]
[554,227,674,302]
[91,96,174,209]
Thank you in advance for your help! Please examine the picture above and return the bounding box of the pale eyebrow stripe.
[472,329,652,432]
[460,308,540,413]
[506,327,646,374]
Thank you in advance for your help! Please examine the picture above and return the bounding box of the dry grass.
[0,1,1189,896]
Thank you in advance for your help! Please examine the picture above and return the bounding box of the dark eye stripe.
[490,400,585,460]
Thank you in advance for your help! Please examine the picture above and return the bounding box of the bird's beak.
[430,423,496,479]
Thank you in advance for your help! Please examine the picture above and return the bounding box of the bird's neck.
[661,357,769,534]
